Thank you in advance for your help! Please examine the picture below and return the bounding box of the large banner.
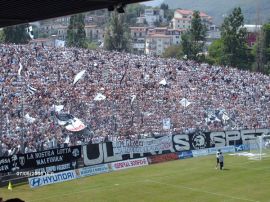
[83,129,270,166]
[0,146,81,173]
[172,129,269,152]
[112,135,173,155]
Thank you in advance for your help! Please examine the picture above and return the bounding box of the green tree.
[160,3,174,23]
[207,39,225,65]
[181,11,206,61]
[87,41,98,50]
[221,7,252,69]
[160,3,169,10]
[162,44,183,59]
[253,23,270,74]
[3,24,30,44]
[104,11,131,52]
[0,29,5,43]
[125,4,146,26]
[66,14,87,48]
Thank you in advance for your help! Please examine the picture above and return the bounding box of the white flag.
[52,105,64,112]
[222,112,230,121]
[163,118,171,130]
[18,63,23,76]
[131,95,136,104]
[73,70,86,85]
[64,135,70,144]
[94,93,106,101]
[25,113,36,123]
[180,98,191,107]
[159,78,167,85]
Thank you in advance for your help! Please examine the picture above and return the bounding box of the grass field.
[1,154,270,202]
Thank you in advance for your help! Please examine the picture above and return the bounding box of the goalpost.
[247,135,270,160]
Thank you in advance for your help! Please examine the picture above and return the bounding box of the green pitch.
[1,154,270,202]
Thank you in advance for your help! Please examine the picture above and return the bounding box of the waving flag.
[18,63,23,76]
[180,98,191,107]
[131,95,136,104]
[159,79,167,86]
[94,93,106,101]
[56,113,86,132]
[25,113,36,123]
[27,84,37,95]
[51,105,64,112]
[73,70,86,85]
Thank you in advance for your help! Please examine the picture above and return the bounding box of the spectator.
[0,44,269,153]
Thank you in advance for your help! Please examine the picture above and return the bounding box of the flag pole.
[20,76,25,154]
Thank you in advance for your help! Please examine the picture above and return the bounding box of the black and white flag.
[27,84,37,95]
[56,113,86,132]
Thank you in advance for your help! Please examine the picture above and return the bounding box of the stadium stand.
[0,44,269,156]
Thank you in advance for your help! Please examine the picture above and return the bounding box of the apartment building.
[172,9,212,30]
[145,27,184,56]
[57,25,104,42]
[130,27,148,54]
[137,8,165,26]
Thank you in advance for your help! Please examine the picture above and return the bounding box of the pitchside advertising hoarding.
[109,158,148,171]
[28,159,148,188]
[28,170,77,188]
[75,164,110,178]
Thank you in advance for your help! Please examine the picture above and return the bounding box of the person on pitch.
[216,149,221,169]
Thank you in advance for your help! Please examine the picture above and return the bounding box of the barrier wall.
[1,128,269,174]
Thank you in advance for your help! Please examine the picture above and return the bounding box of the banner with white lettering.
[0,146,81,173]
[28,170,76,188]
[112,135,173,155]
[34,162,78,174]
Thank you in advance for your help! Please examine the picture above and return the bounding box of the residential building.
[205,25,221,47]
[137,8,165,26]
[57,25,104,42]
[85,25,104,42]
[171,9,212,30]
[244,24,262,47]
[145,34,171,56]
[130,27,148,54]
[29,37,65,48]
[145,27,185,56]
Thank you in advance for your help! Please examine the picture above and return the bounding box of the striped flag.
[27,84,37,95]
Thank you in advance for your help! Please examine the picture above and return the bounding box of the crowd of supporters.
[0,44,269,156]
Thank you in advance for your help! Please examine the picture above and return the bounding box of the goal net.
[247,135,270,160]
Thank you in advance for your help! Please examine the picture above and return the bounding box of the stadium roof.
[0,0,148,28]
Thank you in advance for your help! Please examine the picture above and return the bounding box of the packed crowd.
[0,44,269,156]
